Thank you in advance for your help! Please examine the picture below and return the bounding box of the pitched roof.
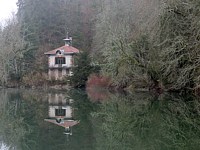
[44,45,79,55]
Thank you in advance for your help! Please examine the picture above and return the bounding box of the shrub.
[69,51,100,88]
[22,72,48,87]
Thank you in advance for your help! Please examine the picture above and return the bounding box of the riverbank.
[0,82,72,91]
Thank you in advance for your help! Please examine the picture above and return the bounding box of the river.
[0,89,200,150]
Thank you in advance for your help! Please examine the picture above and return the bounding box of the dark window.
[55,57,66,64]
[55,109,66,116]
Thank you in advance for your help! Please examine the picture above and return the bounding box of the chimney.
[63,33,72,46]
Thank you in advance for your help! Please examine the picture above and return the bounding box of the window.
[56,50,62,55]
[55,108,66,116]
[55,57,66,64]
[56,50,64,55]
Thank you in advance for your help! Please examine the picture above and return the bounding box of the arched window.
[56,50,62,55]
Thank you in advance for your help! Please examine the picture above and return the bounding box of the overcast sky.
[0,0,18,22]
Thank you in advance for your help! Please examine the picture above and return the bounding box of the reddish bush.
[86,74,111,88]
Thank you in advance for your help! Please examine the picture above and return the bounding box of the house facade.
[44,37,79,80]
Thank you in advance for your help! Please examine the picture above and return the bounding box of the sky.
[0,0,18,22]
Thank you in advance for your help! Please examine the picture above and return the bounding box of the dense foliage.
[0,16,27,85]
[92,0,200,92]
[157,0,200,91]
[92,0,160,88]
[69,51,100,88]
[1,0,200,92]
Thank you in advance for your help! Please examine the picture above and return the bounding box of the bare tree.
[92,0,161,87]
[0,15,26,85]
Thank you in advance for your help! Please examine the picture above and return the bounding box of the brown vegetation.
[22,72,48,87]
[86,74,111,88]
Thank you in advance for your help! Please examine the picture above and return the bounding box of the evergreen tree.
[69,51,98,88]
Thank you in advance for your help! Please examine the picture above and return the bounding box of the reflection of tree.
[92,93,200,150]
[0,89,49,150]
[0,89,98,150]
[0,90,31,149]
[68,89,98,149]
[86,87,110,102]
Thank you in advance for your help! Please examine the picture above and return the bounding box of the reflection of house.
[49,106,73,119]
[44,93,79,135]
[48,93,73,105]
[44,36,79,80]
[44,119,79,135]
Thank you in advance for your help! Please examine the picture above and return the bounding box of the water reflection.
[1,89,200,150]
[92,92,200,150]
[0,89,95,150]
[44,93,79,136]
[86,87,110,102]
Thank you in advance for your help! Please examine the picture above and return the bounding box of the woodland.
[0,0,200,93]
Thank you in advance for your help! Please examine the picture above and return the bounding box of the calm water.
[0,89,200,150]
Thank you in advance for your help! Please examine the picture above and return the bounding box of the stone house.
[44,36,79,80]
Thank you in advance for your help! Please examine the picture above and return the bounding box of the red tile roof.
[44,45,79,55]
